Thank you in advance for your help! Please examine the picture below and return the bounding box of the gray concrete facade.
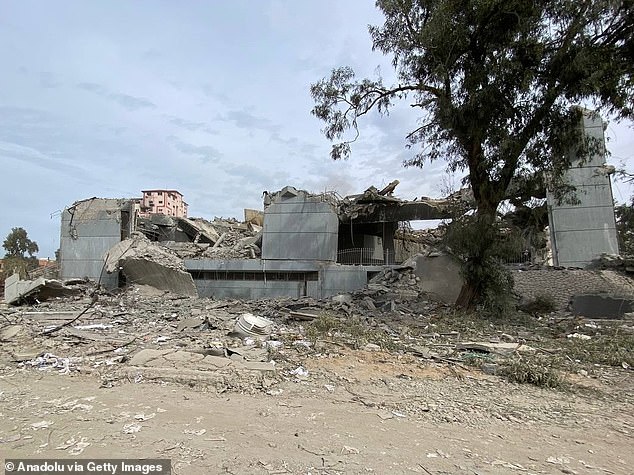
[59,198,134,288]
[547,111,619,267]
[262,187,339,261]
[413,254,463,304]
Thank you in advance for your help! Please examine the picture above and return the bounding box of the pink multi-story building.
[139,189,188,217]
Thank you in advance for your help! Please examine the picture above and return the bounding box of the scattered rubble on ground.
[1,261,632,408]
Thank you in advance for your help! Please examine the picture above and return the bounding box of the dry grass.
[305,313,399,351]
[501,355,564,389]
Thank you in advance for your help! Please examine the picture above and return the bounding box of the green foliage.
[306,313,398,350]
[1,256,35,278]
[3,227,39,259]
[311,0,633,307]
[441,214,515,313]
[562,331,634,367]
[2,227,39,277]
[312,0,632,177]
[615,197,634,255]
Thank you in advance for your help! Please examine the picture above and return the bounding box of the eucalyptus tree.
[312,0,633,308]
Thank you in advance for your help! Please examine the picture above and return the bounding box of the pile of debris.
[105,232,198,297]
[139,216,262,260]
[591,253,634,273]
[4,273,91,306]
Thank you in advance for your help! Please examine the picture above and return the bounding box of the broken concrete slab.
[105,233,198,297]
[176,317,206,331]
[413,253,464,304]
[4,273,82,306]
[10,348,43,362]
[128,348,275,373]
[457,342,535,355]
[119,258,198,296]
[129,349,174,366]
[0,324,23,341]
[177,217,221,244]
[19,311,84,321]
[570,294,634,318]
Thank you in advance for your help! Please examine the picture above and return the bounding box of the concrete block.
[571,294,634,318]
[414,254,464,304]
[129,349,174,366]
[119,257,198,297]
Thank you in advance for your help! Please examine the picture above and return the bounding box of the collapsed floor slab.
[105,233,198,297]
[4,274,82,306]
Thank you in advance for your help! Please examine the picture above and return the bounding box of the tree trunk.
[454,206,499,310]
[455,281,477,308]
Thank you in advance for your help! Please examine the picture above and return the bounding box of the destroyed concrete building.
[59,198,136,289]
[55,184,454,300]
[52,109,624,304]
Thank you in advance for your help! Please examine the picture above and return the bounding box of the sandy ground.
[1,359,632,475]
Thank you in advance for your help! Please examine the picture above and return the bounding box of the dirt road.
[1,362,632,475]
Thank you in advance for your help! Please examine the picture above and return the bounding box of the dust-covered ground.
[1,359,632,475]
[1,282,633,474]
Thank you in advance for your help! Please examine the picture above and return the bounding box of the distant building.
[38,258,55,268]
[139,190,188,218]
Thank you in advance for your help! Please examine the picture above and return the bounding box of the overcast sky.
[1,1,633,258]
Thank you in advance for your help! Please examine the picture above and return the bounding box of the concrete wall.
[185,258,377,299]
[547,111,619,267]
[59,199,132,289]
[262,190,338,261]
[194,279,306,299]
[316,265,373,298]
[413,254,464,304]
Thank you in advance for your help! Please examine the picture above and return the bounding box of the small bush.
[519,294,557,315]
[501,356,564,389]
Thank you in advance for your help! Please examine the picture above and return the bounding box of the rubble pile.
[199,218,262,259]
[148,217,262,260]
[105,233,198,297]
[592,253,634,273]
[1,270,633,428]
[396,226,444,246]
[4,274,92,306]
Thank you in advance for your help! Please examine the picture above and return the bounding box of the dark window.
[188,271,318,281]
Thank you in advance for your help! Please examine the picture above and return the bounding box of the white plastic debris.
[122,423,142,434]
[21,353,75,374]
[31,421,53,430]
[289,366,309,377]
[234,313,273,337]
[264,340,284,349]
[567,333,591,340]
[74,323,112,330]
